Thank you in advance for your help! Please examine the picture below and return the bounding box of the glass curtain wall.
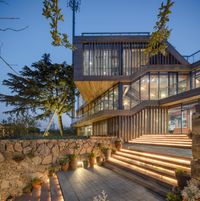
[122,72,190,110]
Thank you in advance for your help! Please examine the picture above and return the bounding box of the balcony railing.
[81,32,150,36]
[184,50,200,64]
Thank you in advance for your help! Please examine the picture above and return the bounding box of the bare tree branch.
[0,26,29,32]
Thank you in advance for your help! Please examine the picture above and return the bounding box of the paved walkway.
[57,166,164,201]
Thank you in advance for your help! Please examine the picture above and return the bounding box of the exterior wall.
[0,137,116,200]
[91,106,168,142]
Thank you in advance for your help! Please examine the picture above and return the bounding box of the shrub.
[166,192,182,201]
[89,152,96,158]
[182,179,200,201]
[23,183,33,194]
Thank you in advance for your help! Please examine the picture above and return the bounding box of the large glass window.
[169,73,177,96]
[178,74,189,93]
[192,69,200,88]
[150,74,158,100]
[141,75,149,100]
[159,73,168,99]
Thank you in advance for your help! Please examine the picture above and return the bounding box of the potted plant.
[115,139,122,151]
[83,160,89,168]
[101,147,111,160]
[89,152,96,168]
[96,156,103,166]
[31,178,43,189]
[59,157,69,172]
[111,148,116,154]
[175,169,191,190]
[69,154,78,170]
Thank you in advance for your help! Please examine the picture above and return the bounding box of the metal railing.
[184,50,200,64]
[81,32,150,36]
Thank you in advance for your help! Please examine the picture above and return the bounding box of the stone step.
[103,161,170,198]
[128,141,192,149]
[112,154,176,178]
[108,157,177,186]
[120,148,191,166]
[115,151,190,172]
[31,187,41,201]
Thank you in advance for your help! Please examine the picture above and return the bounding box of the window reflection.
[159,74,168,99]
[150,74,158,100]
[141,75,149,100]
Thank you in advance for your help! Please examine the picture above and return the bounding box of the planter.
[61,163,69,172]
[83,160,89,168]
[115,143,122,151]
[32,183,41,189]
[96,156,103,166]
[70,158,78,170]
[89,157,95,168]
[105,149,111,160]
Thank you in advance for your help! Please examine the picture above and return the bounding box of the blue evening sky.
[0,0,200,129]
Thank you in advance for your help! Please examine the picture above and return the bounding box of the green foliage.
[59,156,69,165]
[145,0,174,56]
[166,192,182,201]
[31,178,43,185]
[0,54,77,136]
[43,0,73,49]
[89,152,96,158]
[69,153,78,160]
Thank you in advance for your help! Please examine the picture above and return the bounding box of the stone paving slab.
[57,166,164,201]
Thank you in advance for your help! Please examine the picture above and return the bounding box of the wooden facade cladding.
[92,106,168,142]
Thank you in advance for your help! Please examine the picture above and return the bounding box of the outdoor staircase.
[104,145,192,197]
[128,134,192,149]
[14,175,64,201]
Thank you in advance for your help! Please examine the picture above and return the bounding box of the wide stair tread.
[104,161,171,198]
[50,176,63,201]
[40,182,51,201]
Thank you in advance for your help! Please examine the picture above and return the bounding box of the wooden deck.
[57,166,164,201]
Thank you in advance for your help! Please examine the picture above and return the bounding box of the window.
[178,74,189,93]
[159,73,168,99]
[169,73,177,96]
[141,75,149,100]
[150,74,158,100]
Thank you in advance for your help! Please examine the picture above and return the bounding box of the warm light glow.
[109,157,177,186]
[141,87,145,91]
[77,161,83,167]
[123,99,129,106]
[160,93,167,98]
[120,148,191,166]
[89,62,92,65]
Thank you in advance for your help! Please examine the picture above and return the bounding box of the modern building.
[72,32,200,142]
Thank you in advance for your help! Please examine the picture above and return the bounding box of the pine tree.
[0,54,76,136]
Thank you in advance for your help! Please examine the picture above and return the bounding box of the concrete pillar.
[191,104,200,180]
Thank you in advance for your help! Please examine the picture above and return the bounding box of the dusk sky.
[0,0,200,129]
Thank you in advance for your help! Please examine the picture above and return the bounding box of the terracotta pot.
[105,149,111,160]
[61,163,69,172]
[89,157,95,168]
[32,183,41,189]
[96,157,103,166]
[70,158,77,170]
[115,143,122,151]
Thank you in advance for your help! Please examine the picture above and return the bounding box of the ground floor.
[77,101,199,141]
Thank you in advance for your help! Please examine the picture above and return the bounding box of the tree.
[145,0,175,56]
[0,54,77,136]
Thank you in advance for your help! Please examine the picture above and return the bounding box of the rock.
[52,145,59,156]
[14,143,23,153]
[42,155,52,165]
[6,144,14,152]
[22,141,31,148]
[32,156,42,166]
[1,180,10,189]
[23,146,32,155]
[0,152,5,163]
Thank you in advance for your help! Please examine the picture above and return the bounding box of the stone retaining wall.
[0,136,116,201]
